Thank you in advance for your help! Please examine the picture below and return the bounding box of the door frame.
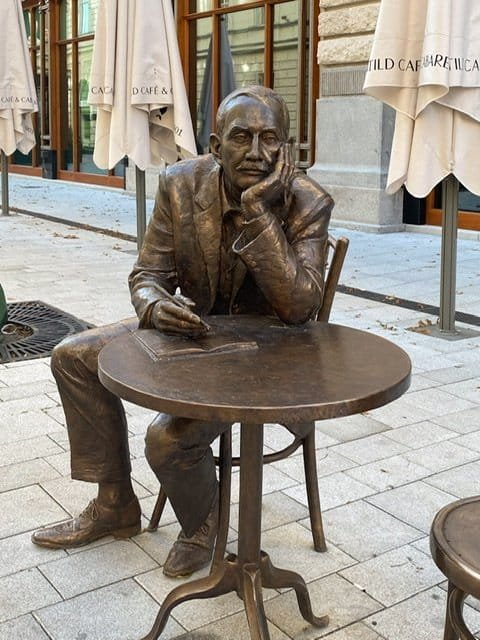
[426,190,480,231]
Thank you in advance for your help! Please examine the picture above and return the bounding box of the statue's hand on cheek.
[240,142,294,219]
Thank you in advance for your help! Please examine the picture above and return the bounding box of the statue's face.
[212,96,285,200]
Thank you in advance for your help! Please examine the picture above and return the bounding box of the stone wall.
[308,0,405,232]
[318,0,378,69]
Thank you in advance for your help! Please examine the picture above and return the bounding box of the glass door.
[56,0,124,185]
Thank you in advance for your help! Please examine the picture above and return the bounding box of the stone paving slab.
[339,544,444,607]
[366,481,458,534]
[321,501,423,562]
[264,573,381,639]
[0,615,51,640]
[0,568,62,623]
[35,580,183,640]
[0,485,69,539]
[364,588,480,640]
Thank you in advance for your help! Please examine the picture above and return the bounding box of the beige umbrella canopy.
[364,0,480,331]
[0,0,38,215]
[88,0,197,246]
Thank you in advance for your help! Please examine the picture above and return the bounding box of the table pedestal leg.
[140,557,239,640]
[242,562,270,639]
[140,423,327,640]
[259,552,329,628]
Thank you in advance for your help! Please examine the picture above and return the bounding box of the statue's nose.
[245,134,261,159]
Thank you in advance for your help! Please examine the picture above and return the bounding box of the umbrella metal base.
[407,321,480,341]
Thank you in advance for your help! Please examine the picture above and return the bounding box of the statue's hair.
[216,85,290,139]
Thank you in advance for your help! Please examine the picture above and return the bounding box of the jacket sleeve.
[128,171,178,328]
[233,174,333,325]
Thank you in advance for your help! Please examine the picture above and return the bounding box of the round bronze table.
[98,316,411,640]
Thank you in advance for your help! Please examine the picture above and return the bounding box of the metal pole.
[135,165,146,252]
[1,151,9,216]
[439,174,459,333]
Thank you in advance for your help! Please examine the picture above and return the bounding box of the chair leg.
[147,487,168,532]
[302,427,327,552]
[212,427,232,571]
[446,582,475,640]
[444,582,459,640]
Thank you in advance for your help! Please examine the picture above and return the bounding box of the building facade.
[12,0,480,232]
[309,0,480,232]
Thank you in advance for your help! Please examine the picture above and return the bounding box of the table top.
[98,315,411,424]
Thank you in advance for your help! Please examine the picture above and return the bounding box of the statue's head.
[210,85,290,202]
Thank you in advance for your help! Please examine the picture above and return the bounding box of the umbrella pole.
[1,151,9,216]
[135,165,146,252]
[439,174,459,333]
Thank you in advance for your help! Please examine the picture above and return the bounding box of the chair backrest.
[316,234,349,322]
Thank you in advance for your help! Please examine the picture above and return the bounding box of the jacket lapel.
[193,161,223,308]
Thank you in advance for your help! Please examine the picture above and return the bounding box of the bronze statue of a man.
[32,86,333,578]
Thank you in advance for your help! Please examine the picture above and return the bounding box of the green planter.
[0,285,7,329]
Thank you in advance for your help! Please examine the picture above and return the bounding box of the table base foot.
[259,551,329,628]
[140,559,237,640]
[140,551,328,640]
[242,562,270,639]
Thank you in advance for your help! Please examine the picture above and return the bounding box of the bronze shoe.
[163,491,219,578]
[31,497,141,549]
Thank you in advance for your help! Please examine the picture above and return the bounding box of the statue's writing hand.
[152,294,209,336]
[240,141,294,220]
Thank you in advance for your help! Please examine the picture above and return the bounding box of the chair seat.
[431,495,480,601]
[430,496,480,639]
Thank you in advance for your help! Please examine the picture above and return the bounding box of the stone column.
[308,0,404,232]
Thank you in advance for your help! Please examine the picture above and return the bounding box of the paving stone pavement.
[0,175,479,639]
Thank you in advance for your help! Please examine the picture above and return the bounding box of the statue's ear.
[210,133,222,162]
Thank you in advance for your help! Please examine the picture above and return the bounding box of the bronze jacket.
[129,154,333,327]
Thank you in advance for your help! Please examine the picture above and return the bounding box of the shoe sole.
[162,556,212,579]
[31,522,142,550]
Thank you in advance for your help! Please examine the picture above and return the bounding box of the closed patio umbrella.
[0,0,38,216]
[364,0,480,332]
[197,17,236,152]
[89,0,197,249]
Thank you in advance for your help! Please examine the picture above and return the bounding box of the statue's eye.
[232,132,249,143]
[262,133,278,145]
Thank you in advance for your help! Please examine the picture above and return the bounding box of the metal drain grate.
[0,301,92,364]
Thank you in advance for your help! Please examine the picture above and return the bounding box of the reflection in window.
[79,41,99,172]
[60,0,72,39]
[79,0,89,34]
[195,17,211,148]
[221,1,254,7]
[60,44,74,170]
[226,9,264,87]
[273,2,299,140]
[458,186,480,213]
[78,0,98,36]
[24,11,31,46]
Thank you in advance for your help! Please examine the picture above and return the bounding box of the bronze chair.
[430,496,480,640]
[147,234,350,563]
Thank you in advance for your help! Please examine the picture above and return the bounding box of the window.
[57,0,123,180]
[177,0,318,167]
